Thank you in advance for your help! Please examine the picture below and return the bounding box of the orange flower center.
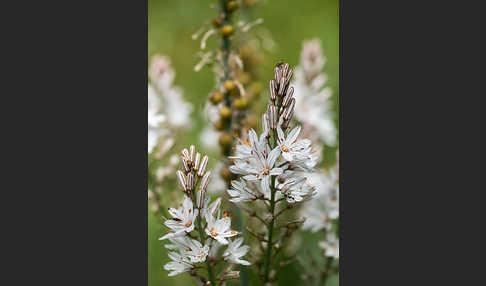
[263,167,270,175]
[210,227,218,237]
[281,145,289,152]
[185,220,192,227]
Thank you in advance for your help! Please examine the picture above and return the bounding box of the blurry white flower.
[149,55,176,93]
[200,125,220,151]
[164,251,193,277]
[319,232,339,259]
[159,196,198,240]
[223,237,250,265]
[148,84,166,153]
[227,179,258,203]
[300,166,339,232]
[299,39,326,79]
[148,55,193,153]
[205,212,238,245]
[292,39,336,146]
[206,163,227,195]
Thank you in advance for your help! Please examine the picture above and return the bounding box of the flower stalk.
[263,175,276,283]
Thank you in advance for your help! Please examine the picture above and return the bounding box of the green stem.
[263,175,276,283]
[193,190,216,285]
[219,2,249,285]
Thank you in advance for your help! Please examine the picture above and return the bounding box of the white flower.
[149,54,176,93]
[200,197,221,220]
[205,212,238,245]
[148,55,193,142]
[159,196,198,240]
[276,125,312,162]
[276,173,316,203]
[319,232,339,259]
[223,237,250,265]
[148,84,167,153]
[164,87,193,128]
[300,199,334,232]
[300,166,339,232]
[292,39,337,146]
[166,236,209,263]
[227,179,258,202]
[230,144,283,195]
[164,251,193,277]
[230,129,269,161]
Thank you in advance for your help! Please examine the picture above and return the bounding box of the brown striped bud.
[186,173,195,191]
[176,170,187,191]
[194,152,201,172]
[269,80,276,101]
[198,155,209,177]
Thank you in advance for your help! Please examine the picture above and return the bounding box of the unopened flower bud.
[181,148,190,161]
[189,145,195,163]
[198,155,209,177]
[221,25,234,36]
[269,80,276,101]
[286,68,294,82]
[181,158,191,173]
[282,86,294,107]
[213,119,224,130]
[284,98,296,121]
[220,106,232,119]
[223,271,240,280]
[223,80,236,92]
[199,171,212,192]
[262,113,270,133]
[176,170,187,191]
[274,66,280,82]
[186,173,195,191]
[278,76,286,96]
[209,91,223,104]
[267,104,277,130]
[194,152,201,171]
[282,63,289,78]
[226,1,239,12]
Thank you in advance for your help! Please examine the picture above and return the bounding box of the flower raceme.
[159,145,250,282]
[226,62,322,283]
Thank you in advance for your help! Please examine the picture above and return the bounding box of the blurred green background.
[148,0,338,285]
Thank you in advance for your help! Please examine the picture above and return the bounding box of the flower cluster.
[159,145,250,283]
[301,163,339,233]
[292,39,336,146]
[148,55,192,154]
[227,62,320,283]
[229,62,318,205]
[291,40,339,264]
